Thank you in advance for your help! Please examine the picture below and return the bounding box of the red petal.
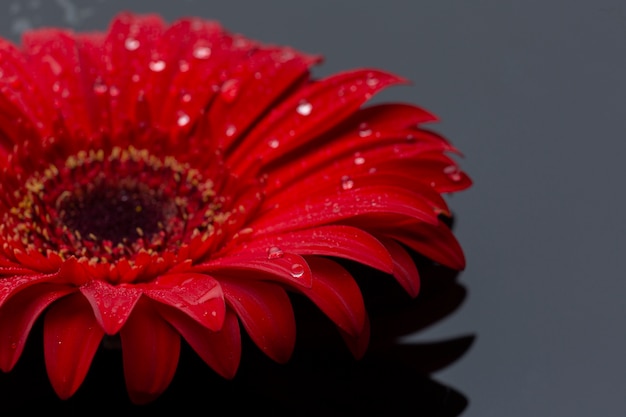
[101,13,166,135]
[44,293,104,399]
[79,280,143,335]
[197,252,313,289]
[381,220,466,270]
[297,256,365,336]
[22,29,95,138]
[228,69,406,176]
[0,284,74,371]
[230,225,394,274]
[120,299,180,405]
[213,48,317,151]
[0,273,55,307]
[251,185,438,236]
[339,313,371,359]
[143,273,225,331]
[378,237,421,297]
[157,307,241,379]
[222,280,296,364]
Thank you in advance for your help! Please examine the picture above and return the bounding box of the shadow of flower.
[0,243,473,416]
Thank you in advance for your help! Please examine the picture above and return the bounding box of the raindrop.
[180,92,192,103]
[225,124,237,137]
[296,100,312,116]
[290,263,305,278]
[178,60,190,72]
[358,123,372,137]
[149,60,166,72]
[267,246,284,259]
[109,85,120,97]
[193,46,212,59]
[340,175,354,190]
[93,81,108,96]
[220,79,241,103]
[366,76,380,87]
[353,153,365,165]
[124,38,140,51]
[268,138,280,149]
[177,112,190,127]
[443,165,463,182]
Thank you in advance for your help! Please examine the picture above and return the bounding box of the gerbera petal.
[79,280,143,335]
[198,252,313,289]
[222,280,296,364]
[101,13,166,135]
[0,272,55,307]
[143,273,225,331]
[339,312,371,359]
[22,29,94,138]
[44,293,104,400]
[378,237,421,298]
[0,283,74,371]
[212,48,319,150]
[227,69,406,176]
[120,299,181,405]
[380,220,466,270]
[229,225,394,274]
[251,185,439,236]
[157,306,241,379]
[297,256,366,336]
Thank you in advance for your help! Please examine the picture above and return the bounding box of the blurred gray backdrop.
[1,1,625,416]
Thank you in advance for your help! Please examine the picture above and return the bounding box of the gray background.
[2,1,625,416]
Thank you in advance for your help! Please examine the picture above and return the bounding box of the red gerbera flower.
[0,12,471,404]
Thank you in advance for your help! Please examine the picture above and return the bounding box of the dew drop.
[268,138,280,149]
[93,80,108,95]
[353,153,365,165]
[290,263,305,278]
[193,46,212,59]
[225,124,237,137]
[109,85,120,97]
[358,123,372,137]
[443,165,463,182]
[267,246,284,260]
[177,112,191,127]
[220,79,241,102]
[296,100,313,116]
[340,175,354,190]
[181,92,192,103]
[178,60,190,72]
[124,38,140,51]
[149,60,166,72]
[366,76,380,87]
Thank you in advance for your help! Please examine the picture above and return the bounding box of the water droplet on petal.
[93,80,107,95]
[177,112,191,127]
[181,92,192,103]
[358,123,372,137]
[267,246,284,260]
[296,100,313,116]
[149,60,166,72]
[443,165,463,182]
[268,138,280,149]
[125,38,140,51]
[340,175,354,190]
[353,153,365,165]
[225,124,237,137]
[193,46,212,59]
[10,342,17,350]
[220,79,241,102]
[366,76,380,87]
[290,263,305,278]
[109,86,120,97]
[178,60,190,72]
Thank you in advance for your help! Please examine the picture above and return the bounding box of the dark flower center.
[57,179,174,245]
[2,147,222,264]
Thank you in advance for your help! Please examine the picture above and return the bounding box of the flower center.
[56,179,174,245]
[3,147,222,264]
